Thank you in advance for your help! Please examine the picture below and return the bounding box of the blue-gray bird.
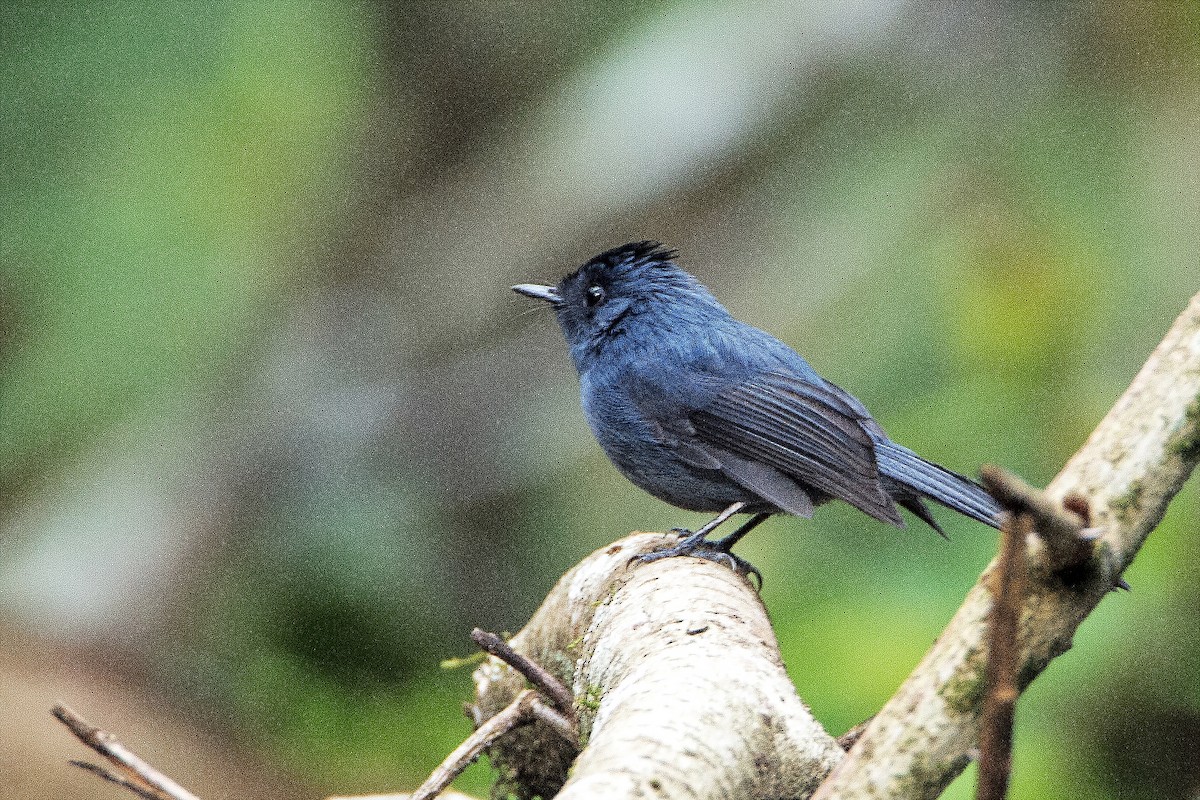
[514,241,999,574]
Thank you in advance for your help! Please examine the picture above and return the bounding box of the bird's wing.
[688,370,903,525]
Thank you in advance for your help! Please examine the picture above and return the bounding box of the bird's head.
[513,241,726,369]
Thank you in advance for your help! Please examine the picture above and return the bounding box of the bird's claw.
[669,526,693,538]
[633,538,762,591]
[715,551,763,591]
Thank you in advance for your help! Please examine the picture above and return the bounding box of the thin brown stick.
[410,689,538,800]
[471,628,576,722]
[528,697,579,744]
[976,512,1030,800]
[52,704,201,800]
[979,465,1091,573]
[70,760,169,800]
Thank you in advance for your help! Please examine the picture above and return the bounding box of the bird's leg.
[668,501,746,545]
[635,504,767,588]
[702,513,771,588]
[713,512,770,552]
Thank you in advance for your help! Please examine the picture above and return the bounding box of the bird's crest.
[585,241,678,271]
[568,241,698,296]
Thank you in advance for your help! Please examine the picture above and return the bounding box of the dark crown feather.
[587,241,678,270]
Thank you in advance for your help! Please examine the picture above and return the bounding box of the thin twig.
[70,760,169,800]
[52,704,202,800]
[410,689,538,800]
[976,512,1030,800]
[471,628,576,722]
[979,465,1093,573]
[528,697,579,745]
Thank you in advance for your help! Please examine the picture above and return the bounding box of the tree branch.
[979,466,1093,574]
[327,793,479,800]
[52,703,202,800]
[471,534,844,800]
[812,291,1200,800]
[470,628,576,724]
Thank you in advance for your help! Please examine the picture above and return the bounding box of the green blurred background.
[2,2,1197,798]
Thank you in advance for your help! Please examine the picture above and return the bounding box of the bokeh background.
[3,2,1198,798]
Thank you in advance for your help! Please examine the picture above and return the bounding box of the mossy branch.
[811,291,1200,800]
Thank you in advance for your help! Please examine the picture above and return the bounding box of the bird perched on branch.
[514,242,1000,576]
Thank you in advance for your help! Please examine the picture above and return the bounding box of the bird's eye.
[586,285,605,307]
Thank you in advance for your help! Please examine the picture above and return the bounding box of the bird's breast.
[579,368,764,513]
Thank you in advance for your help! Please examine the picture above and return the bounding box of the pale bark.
[811,291,1200,799]
[472,533,844,800]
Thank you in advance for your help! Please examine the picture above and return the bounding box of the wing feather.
[690,371,902,525]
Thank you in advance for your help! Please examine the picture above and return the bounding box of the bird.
[513,241,1000,577]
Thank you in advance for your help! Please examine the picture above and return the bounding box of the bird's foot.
[634,532,762,590]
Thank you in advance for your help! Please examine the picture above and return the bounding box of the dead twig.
[976,512,1030,800]
[69,760,168,800]
[321,630,583,800]
[411,689,538,800]
[527,697,580,743]
[408,675,579,800]
[471,628,576,722]
[979,465,1094,574]
[52,704,201,800]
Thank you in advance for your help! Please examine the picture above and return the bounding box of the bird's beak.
[512,283,562,305]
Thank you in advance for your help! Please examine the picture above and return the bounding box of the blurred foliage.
[0,1,370,501]
[3,2,1198,799]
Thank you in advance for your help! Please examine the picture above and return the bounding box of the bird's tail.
[875,440,1001,531]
